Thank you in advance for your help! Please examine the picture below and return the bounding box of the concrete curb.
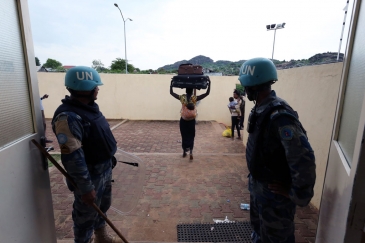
[111,119,128,131]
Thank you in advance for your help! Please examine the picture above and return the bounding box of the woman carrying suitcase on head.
[170,81,211,160]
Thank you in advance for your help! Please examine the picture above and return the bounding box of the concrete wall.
[242,63,343,209]
[38,62,343,208]
[38,73,240,125]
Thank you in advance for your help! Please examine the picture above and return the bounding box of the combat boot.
[94,226,123,243]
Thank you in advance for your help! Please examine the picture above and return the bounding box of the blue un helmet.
[65,66,103,91]
[238,58,277,87]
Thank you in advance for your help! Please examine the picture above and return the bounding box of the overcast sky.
[28,0,352,70]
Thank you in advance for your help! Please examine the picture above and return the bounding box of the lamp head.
[114,3,118,7]
[277,23,286,28]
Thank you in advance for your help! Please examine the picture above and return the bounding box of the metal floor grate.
[177,221,252,242]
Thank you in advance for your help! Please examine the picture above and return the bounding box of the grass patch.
[48,154,61,167]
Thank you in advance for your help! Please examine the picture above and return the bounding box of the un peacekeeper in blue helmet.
[238,58,316,243]
[51,66,122,243]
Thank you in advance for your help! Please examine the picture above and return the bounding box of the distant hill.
[274,52,344,70]
[158,52,344,75]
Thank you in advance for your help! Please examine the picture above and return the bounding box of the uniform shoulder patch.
[54,118,82,154]
[280,125,294,140]
[57,133,68,144]
[57,114,68,121]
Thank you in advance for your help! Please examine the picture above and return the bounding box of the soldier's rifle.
[31,139,129,243]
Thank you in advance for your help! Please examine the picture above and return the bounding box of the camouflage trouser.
[71,167,112,243]
[249,175,296,243]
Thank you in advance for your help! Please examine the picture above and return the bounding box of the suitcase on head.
[178,63,203,75]
[171,75,209,90]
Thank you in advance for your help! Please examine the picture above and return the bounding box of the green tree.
[235,84,245,94]
[110,58,135,73]
[35,57,41,66]
[137,69,152,74]
[157,68,167,74]
[55,66,66,72]
[43,58,62,69]
[272,59,281,65]
[92,59,107,72]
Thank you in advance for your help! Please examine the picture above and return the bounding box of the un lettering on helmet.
[238,58,278,87]
[76,72,93,81]
[240,65,256,76]
[65,66,103,91]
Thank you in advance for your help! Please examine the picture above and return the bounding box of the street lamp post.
[337,1,349,61]
[266,23,285,61]
[114,3,132,74]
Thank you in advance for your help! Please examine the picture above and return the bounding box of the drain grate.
[177,221,252,242]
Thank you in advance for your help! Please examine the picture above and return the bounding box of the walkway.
[46,119,318,242]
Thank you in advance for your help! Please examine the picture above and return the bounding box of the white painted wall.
[39,73,240,125]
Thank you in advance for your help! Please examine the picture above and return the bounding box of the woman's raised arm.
[197,79,211,101]
[170,85,180,100]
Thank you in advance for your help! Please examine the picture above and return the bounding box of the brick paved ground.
[45,119,243,154]
[49,120,318,242]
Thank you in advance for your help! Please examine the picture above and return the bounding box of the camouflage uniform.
[52,97,116,243]
[246,90,316,243]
